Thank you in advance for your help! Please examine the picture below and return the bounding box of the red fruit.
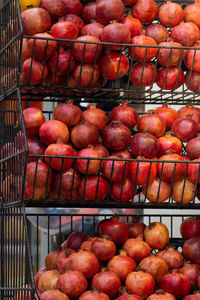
[79,290,110,300]
[107,250,137,281]
[53,101,81,127]
[185,71,200,92]
[91,237,116,261]
[184,1,200,28]
[142,178,171,203]
[130,62,158,87]
[128,217,146,238]
[96,0,125,25]
[171,22,200,47]
[130,158,157,186]
[187,158,200,184]
[57,249,76,273]
[40,0,67,19]
[158,153,185,182]
[73,63,100,87]
[21,38,31,63]
[82,105,108,131]
[98,215,129,244]
[26,161,53,188]
[122,0,137,3]
[62,0,82,15]
[40,290,69,300]
[185,44,200,72]
[102,121,131,150]
[56,270,88,298]
[183,236,200,264]
[49,50,76,76]
[38,270,60,292]
[73,36,102,64]
[145,24,169,44]
[101,23,131,51]
[51,21,78,47]
[146,290,176,300]
[178,104,200,129]
[121,15,143,38]
[180,217,200,240]
[113,150,133,159]
[158,133,182,157]
[79,175,109,201]
[100,52,129,80]
[64,14,84,33]
[45,251,61,270]
[24,182,47,200]
[111,177,136,203]
[130,132,159,159]
[132,0,158,24]
[102,155,130,182]
[82,2,96,23]
[172,178,195,204]
[180,263,200,288]
[125,271,155,298]
[129,34,158,62]
[91,271,121,298]
[94,144,110,158]
[27,138,46,162]
[159,272,191,299]
[22,58,48,84]
[157,41,184,67]
[80,22,104,39]
[172,117,198,142]
[109,103,138,129]
[144,222,169,250]
[158,1,183,27]
[183,294,200,300]
[60,189,80,201]
[156,67,184,90]
[54,168,81,191]
[77,147,100,175]
[123,236,151,263]
[139,255,169,282]
[71,121,99,149]
[63,232,85,250]
[21,8,51,35]
[157,247,183,270]
[155,104,178,131]
[116,291,143,300]
[137,111,166,138]
[39,120,69,145]
[23,107,45,137]
[35,268,46,290]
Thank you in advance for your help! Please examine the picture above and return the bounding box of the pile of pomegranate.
[18,101,200,205]
[25,215,200,299]
[14,0,200,92]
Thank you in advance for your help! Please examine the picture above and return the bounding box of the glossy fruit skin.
[111,177,136,203]
[130,62,158,87]
[53,102,82,127]
[102,155,130,182]
[158,133,182,157]
[64,14,85,33]
[51,21,78,47]
[76,147,100,175]
[157,41,184,67]
[158,1,183,27]
[91,237,116,261]
[187,158,200,184]
[180,217,200,240]
[100,52,129,80]
[125,271,155,298]
[48,50,76,76]
[130,132,159,159]
[144,222,169,250]
[178,104,200,129]
[27,138,46,162]
[185,71,200,92]
[23,107,45,137]
[132,0,158,24]
[183,236,200,264]
[145,23,169,44]
[109,103,138,129]
[26,161,53,188]
[139,255,169,282]
[142,178,171,203]
[172,117,198,142]
[171,22,200,47]
[121,15,142,38]
[96,0,125,25]
[123,237,151,263]
[128,218,146,238]
[81,2,97,23]
[39,120,69,145]
[73,63,100,87]
[172,178,195,204]
[71,121,99,149]
[185,45,200,73]
[157,247,183,270]
[137,112,166,138]
[79,176,109,202]
[129,35,158,62]
[129,159,157,186]
[63,232,85,250]
[156,67,184,90]
[22,58,48,85]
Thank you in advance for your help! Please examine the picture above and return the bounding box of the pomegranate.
[111,177,136,203]
[184,1,200,28]
[22,38,31,64]
[172,178,195,204]
[73,63,100,87]
[144,222,169,250]
[48,50,76,76]
[23,107,45,137]
[185,43,200,72]
[54,168,81,191]
[171,22,200,47]
[142,178,171,203]
[113,150,133,159]
[158,133,182,157]
[158,153,186,182]
[116,290,143,300]
[198,276,200,288]
[128,217,146,238]
[80,22,104,39]
[180,263,200,288]
[109,103,138,129]
[139,255,169,282]
[35,268,47,289]
[159,272,191,299]
[183,293,200,300]
[158,1,183,27]
[183,236,200,264]
[129,34,158,62]
[145,24,169,44]
[40,0,67,19]
[185,71,200,92]
[102,121,131,151]
[64,14,84,33]
[26,160,53,187]
[132,0,158,24]
[79,290,110,300]
[125,271,155,298]
[72,36,102,64]
[79,175,109,201]
[187,158,200,184]
[137,110,166,138]
[157,247,183,270]
[45,141,76,171]
[56,249,76,273]
[60,188,80,201]
[82,105,108,131]
[51,21,78,47]
[98,215,129,244]
[56,270,87,297]
[178,104,200,128]
[129,158,157,186]
[123,236,151,263]
[45,250,61,270]
[101,23,131,51]
[172,117,198,142]
[24,182,48,200]
[71,121,99,149]
[122,0,137,3]
[38,270,60,292]
[82,2,97,23]
[91,271,122,298]
[80,237,96,251]
[94,143,110,158]
[121,15,143,38]
[76,147,100,175]
[156,67,184,90]
[130,132,159,159]
[130,62,158,87]
[146,290,176,300]
[27,138,46,162]
[91,237,116,261]
[180,217,200,240]
[62,232,85,250]
[102,155,130,182]
[22,58,48,84]
[40,290,69,300]
[53,101,81,127]
[157,41,184,67]
[21,8,51,35]
[96,0,125,25]
[63,0,83,15]
[100,52,129,80]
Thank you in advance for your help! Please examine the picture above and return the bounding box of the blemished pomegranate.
[79,175,109,201]
[132,0,158,24]
[80,22,104,39]
[35,268,47,290]
[72,36,102,64]
[180,263,200,288]
[76,147,100,175]
[111,177,136,203]
[183,236,200,264]
[45,250,61,270]
[130,132,159,159]
[123,236,151,263]
[48,50,76,76]
[22,58,48,85]
[91,237,116,261]
[56,270,88,298]
[51,21,78,47]
[158,1,183,27]
[130,62,158,87]
[178,104,200,128]
[102,155,130,182]
[23,107,45,137]
[146,290,176,300]
[172,117,198,142]
[62,0,83,15]
[157,133,182,157]
[56,249,76,273]
[26,160,53,188]
[27,138,46,162]
[125,271,155,298]
[39,120,69,145]
[137,110,166,138]
[184,1,200,28]
[79,290,110,300]
[40,290,69,300]
[129,34,158,62]
[121,15,142,38]
[157,41,184,67]
[53,101,82,127]
[142,177,171,203]
[71,121,99,149]
[171,22,200,47]
[185,71,200,92]
[91,271,122,298]
[24,182,47,200]
[172,178,195,204]
[54,168,81,192]
[21,8,51,35]
[144,222,169,250]
[96,0,125,25]
[128,217,146,238]
[180,217,200,240]
[145,24,169,44]
[82,105,108,131]
[80,237,96,251]
[38,270,60,292]
[156,67,184,90]
[139,255,169,282]
[81,2,97,23]
[100,52,129,80]
[129,158,157,186]
[64,14,85,33]
[73,63,100,87]
[157,247,183,270]
[40,0,67,19]
[109,103,138,129]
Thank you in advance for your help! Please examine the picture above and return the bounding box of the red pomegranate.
[157,41,184,67]
[185,43,200,72]
[81,2,97,23]
[40,0,67,19]
[121,15,143,37]
[155,104,178,131]
[111,177,136,203]
[180,217,200,240]
[146,290,176,300]
[64,14,85,33]
[57,249,76,273]
[142,178,171,203]
[109,103,138,129]
[26,160,53,187]
[51,21,78,47]
[178,104,200,129]
[183,237,200,264]
[38,270,60,292]
[172,117,198,142]
[129,34,158,62]
[27,138,46,162]
[158,153,186,182]
[158,133,182,157]
[22,58,48,85]
[123,236,151,263]
[82,104,108,131]
[79,290,109,300]
[62,232,85,251]
[129,158,157,186]
[23,107,45,137]
[132,0,158,24]
[139,255,169,282]
[145,24,169,44]
[48,50,76,76]
[144,222,169,250]
[90,237,116,261]
[79,175,109,201]
[96,0,125,25]
[39,120,69,145]
[187,158,200,184]
[45,250,61,270]
[183,294,200,300]
[130,62,158,87]
[80,237,96,251]
[128,217,146,238]
[21,8,51,35]
[171,22,200,47]
[125,271,155,298]
[40,290,69,300]
[76,147,100,175]
[80,22,104,39]
[71,121,99,149]
[35,268,47,289]
[113,149,133,159]
[100,52,129,80]
[157,247,184,269]
[115,291,143,300]
[53,101,82,127]
[54,168,81,192]
[185,71,200,92]
[130,132,159,159]
[172,178,195,204]
[62,0,83,15]
[156,67,184,90]
[158,1,183,27]
[184,1,200,28]
[180,263,200,288]
[73,63,100,87]
[137,110,166,137]
[94,143,110,158]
